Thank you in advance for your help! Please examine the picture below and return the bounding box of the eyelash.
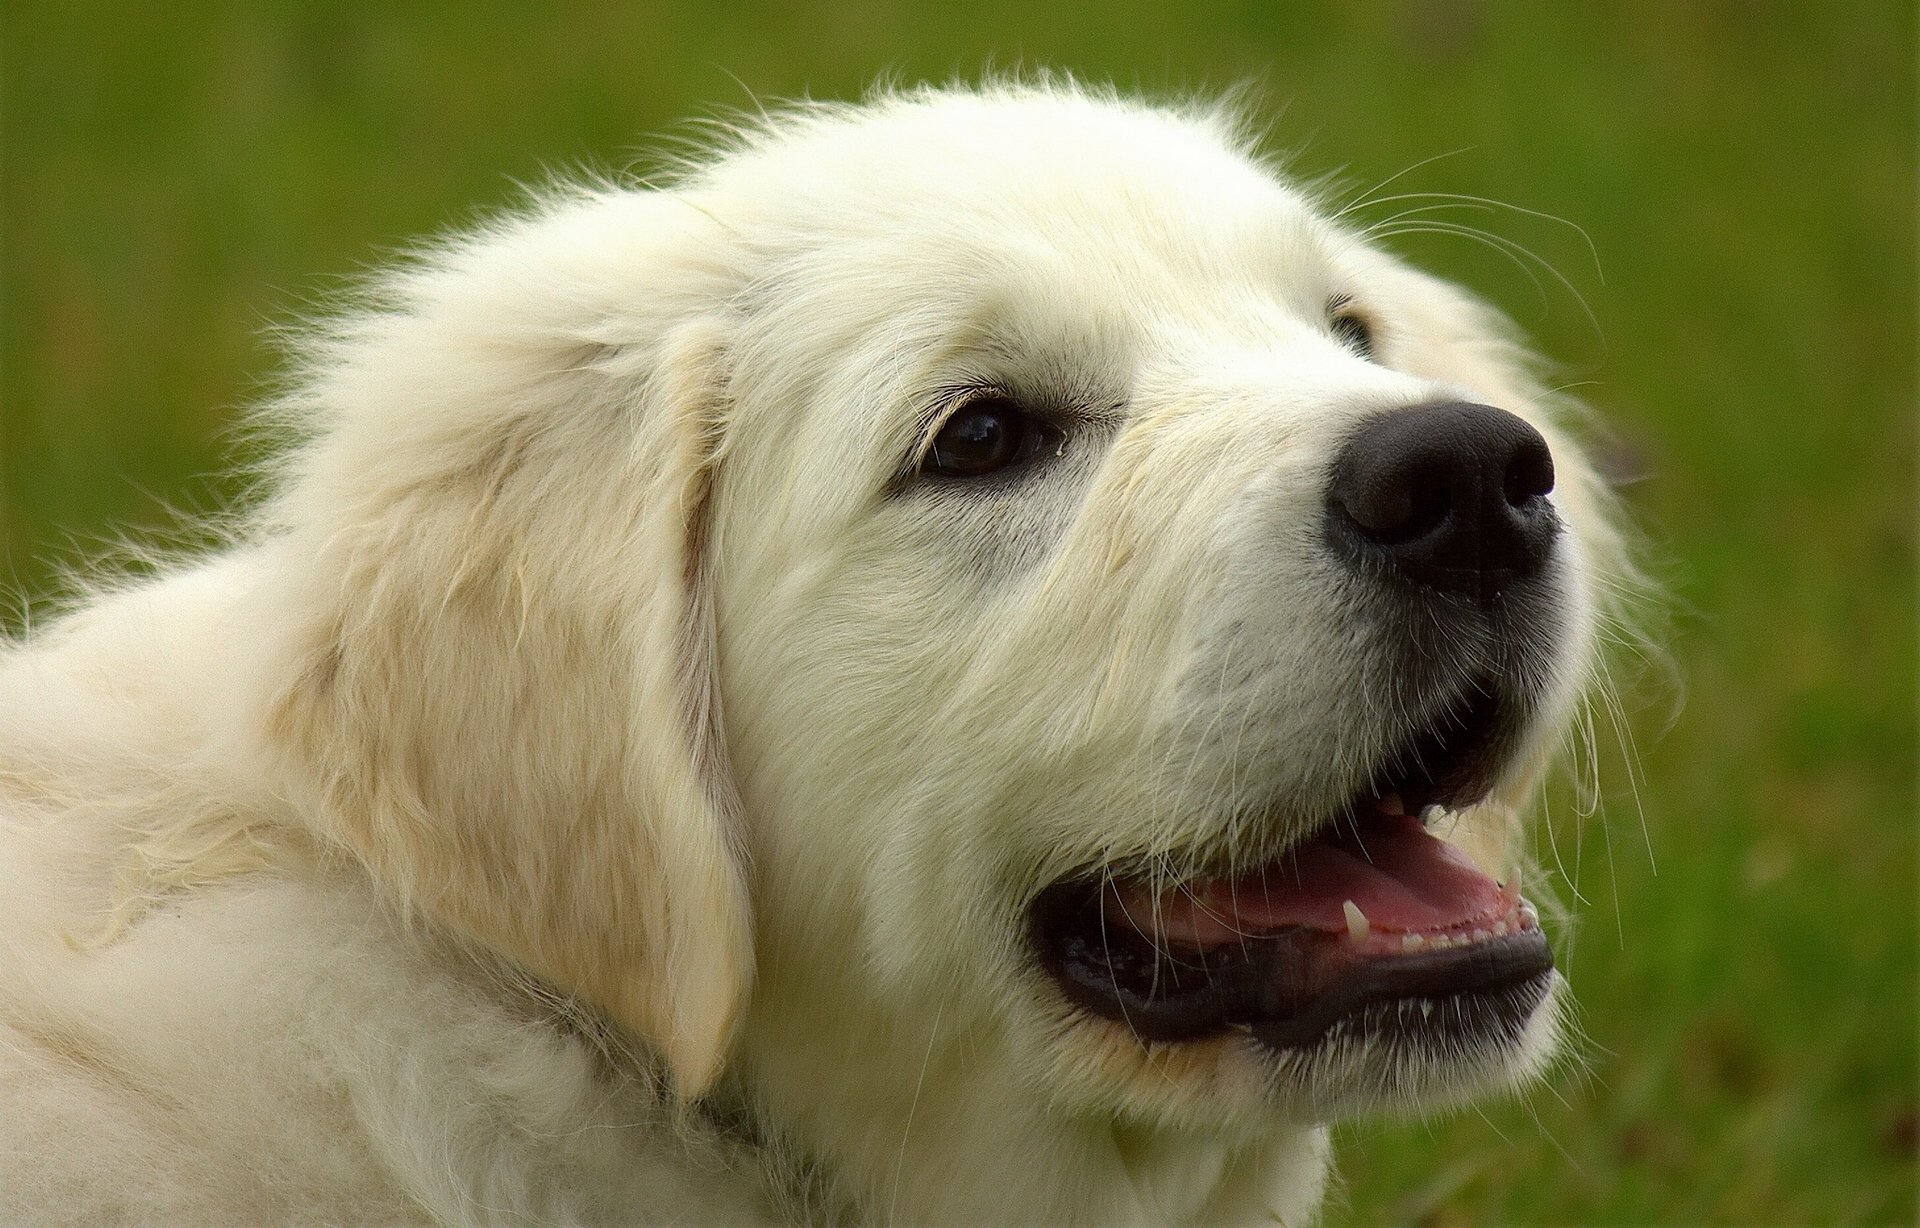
[917,394,1066,481]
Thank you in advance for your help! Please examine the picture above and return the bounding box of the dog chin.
[1027,915,1564,1131]
[1284,969,1567,1121]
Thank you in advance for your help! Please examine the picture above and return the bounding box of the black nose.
[1327,401,1558,602]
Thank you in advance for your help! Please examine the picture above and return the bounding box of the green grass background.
[3,4,1913,1224]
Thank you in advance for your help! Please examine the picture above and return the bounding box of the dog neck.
[719,1028,1333,1227]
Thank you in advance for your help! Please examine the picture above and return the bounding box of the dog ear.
[258,211,750,1096]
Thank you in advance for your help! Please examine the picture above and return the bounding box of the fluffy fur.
[0,83,1630,1226]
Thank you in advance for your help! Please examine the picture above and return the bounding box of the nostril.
[1502,440,1555,507]
[1337,459,1454,545]
[1393,466,1452,544]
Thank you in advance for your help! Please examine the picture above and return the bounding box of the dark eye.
[1330,303,1376,360]
[923,397,1063,479]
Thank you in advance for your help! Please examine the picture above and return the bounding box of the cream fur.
[0,83,1628,1226]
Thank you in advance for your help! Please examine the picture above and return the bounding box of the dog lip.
[1246,930,1554,1050]
[1030,867,1552,1050]
[1367,676,1512,816]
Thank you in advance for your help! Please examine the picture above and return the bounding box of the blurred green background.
[3,3,1913,1224]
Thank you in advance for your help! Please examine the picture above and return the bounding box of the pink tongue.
[1108,815,1507,946]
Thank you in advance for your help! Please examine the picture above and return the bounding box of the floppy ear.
[257,219,750,1096]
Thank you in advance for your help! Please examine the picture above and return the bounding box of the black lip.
[1250,931,1552,1049]
[1370,677,1511,814]
[1030,876,1552,1050]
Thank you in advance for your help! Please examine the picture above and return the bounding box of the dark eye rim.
[1328,295,1377,360]
[916,392,1067,482]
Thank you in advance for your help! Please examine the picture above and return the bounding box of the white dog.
[0,83,1630,1226]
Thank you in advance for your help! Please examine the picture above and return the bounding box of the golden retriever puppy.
[0,83,1629,1226]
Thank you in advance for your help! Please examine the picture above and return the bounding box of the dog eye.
[1329,301,1376,361]
[923,397,1064,479]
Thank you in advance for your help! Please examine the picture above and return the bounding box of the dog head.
[704,88,1622,1128]
[257,84,1630,1222]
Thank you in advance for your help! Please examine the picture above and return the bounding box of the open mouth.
[1029,681,1553,1052]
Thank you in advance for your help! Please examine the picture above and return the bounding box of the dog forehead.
[701,91,1334,302]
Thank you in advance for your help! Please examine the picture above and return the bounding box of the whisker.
[1350,189,1604,282]
[1597,668,1657,875]
[1332,147,1477,219]
[1354,199,1500,240]
[1375,219,1604,343]
[886,997,945,1226]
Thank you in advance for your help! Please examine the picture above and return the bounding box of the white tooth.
[1420,803,1446,825]
[1493,920,1508,937]
[1343,899,1370,940]
[1519,902,1540,929]
[1402,933,1425,952]
[1428,934,1450,950]
[1376,792,1407,816]
[1471,929,1489,943]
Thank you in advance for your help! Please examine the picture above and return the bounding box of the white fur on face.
[0,84,1628,1228]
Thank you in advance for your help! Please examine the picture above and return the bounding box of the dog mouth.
[1028,681,1553,1052]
